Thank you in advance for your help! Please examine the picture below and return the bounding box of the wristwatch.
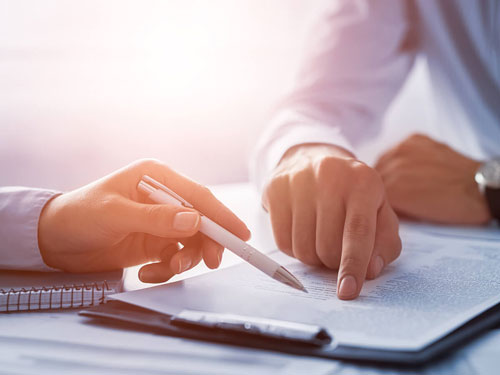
[475,158,500,221]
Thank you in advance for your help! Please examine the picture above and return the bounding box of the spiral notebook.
[0,269,123,312]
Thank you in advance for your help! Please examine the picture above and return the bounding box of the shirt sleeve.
[251,0,418,191]
[0,187,61,271]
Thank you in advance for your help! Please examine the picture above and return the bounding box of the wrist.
[281,143,355,164]
[475,158,500,222]
[38,194,65,269]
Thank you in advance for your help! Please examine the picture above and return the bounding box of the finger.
[133,159,251,241]
[366,201,402,279]
[139,244,180,283]
[178,233,222,270]
[265,176,293,256]
[124,233,178,266]
[139,262,175,283]
[170,237,204,274]
[201,236,224,269]
[316,196,345,269]
[337,195,378,300]
[112,197,201,238]
[100,233,178,270]
[291,180,321,265]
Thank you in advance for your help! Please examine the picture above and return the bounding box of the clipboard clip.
[170,310,334,347]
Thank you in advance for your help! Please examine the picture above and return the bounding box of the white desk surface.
[1,183,499,375]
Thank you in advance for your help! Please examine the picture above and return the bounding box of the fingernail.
[177,257,192,273]
[339,275,357,299]
[173,212,199,231]
[217,251,223,266]
[373,256,384,277]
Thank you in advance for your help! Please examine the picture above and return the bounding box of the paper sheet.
[112,225,500,351]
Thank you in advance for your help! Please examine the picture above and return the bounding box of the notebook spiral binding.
[0,281,112,312]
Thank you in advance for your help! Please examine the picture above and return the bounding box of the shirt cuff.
[251,110,355,193]
[0,187,61,271]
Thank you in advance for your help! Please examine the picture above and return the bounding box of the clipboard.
[80,299,500,365]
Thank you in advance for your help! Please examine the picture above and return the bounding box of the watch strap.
[485,187,500,221]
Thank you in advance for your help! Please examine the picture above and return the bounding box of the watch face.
[476,159,500,189]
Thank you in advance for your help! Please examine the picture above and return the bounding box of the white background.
[0,0,432,191]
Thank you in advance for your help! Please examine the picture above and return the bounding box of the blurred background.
[0,0,433,191]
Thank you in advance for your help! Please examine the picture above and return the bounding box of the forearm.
[251,0,416,191]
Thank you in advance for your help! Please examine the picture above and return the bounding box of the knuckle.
[345,214,371,238]
[199,184,214,198]
[134,158,163,170]
[340,255,365,273]
[315,156,337,178]
[348,159,370,173]
[146,204,176,228]
[145,204,163,221]
[266,174,289,197]
[95,196,120,213]
[348,160,373,176]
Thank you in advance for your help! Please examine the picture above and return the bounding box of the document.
[112,225,500,351]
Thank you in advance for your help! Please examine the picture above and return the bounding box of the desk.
[1,183,499,375]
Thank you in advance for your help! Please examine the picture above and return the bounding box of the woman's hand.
[38,159,251,283]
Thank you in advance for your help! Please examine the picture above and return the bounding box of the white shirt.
[251,0,500,191]
[0,187,59,270]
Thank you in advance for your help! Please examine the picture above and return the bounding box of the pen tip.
[274,266,308,293]
[295,282,308,293]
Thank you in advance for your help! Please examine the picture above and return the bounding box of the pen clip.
[140,175,194,209]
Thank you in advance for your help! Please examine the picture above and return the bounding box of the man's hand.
[38,159,250,283]
[375,134,491,224]
[263,144,401,300]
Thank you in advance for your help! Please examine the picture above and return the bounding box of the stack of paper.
[112,224,500,352]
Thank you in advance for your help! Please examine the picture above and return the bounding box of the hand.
[38,159,250,282]
[263,144,401,300]
[375,134,491,225]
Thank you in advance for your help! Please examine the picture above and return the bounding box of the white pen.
[137,175,307,292]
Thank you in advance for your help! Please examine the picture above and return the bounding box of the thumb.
[114,198,201,238]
